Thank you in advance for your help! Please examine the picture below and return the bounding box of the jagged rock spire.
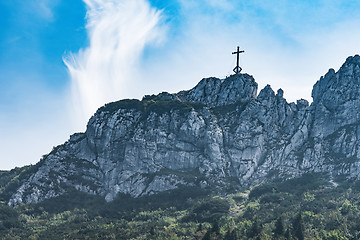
[9,55,360,206]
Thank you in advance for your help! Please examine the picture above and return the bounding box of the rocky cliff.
[8,55,360,206]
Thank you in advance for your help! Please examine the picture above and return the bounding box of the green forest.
[1,167,360,239]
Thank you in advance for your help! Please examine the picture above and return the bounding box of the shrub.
[184,198,230,223]
[249,184,277,199]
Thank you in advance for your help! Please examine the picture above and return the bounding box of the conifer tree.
[284,228,292,239]
[248,220,261,238]
[274,216,284,236]
[224,229,238,240]
[202,230,211,240]
[211,221,220,235]
[292,212,304,240]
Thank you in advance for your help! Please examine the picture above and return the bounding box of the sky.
[1,0,360,170]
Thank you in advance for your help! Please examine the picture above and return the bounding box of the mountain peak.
[177,73,257,107]
[276,88,284,98]
[344,54,360,66]
[312,55,360,104]
[8,55,360,206]
[310,55,360,137]
[257,84,275,102]
[337,54,360,77]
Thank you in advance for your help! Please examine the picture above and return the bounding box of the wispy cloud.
[33,0,59,20]
[15,0,60,21]
[64,0,360,131]
[65,0,164,129]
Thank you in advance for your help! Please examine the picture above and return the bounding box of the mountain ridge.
[7,54,360,206]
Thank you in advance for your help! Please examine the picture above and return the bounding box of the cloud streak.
[65,0,360,132]
[65,0,164,129]
[61,0,360,134]
[33,0,59,20]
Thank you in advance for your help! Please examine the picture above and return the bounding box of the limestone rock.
[9,55,360,205]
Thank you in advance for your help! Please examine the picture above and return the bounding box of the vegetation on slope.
[98,97,205,117]
[1,173,360,239]
[0,165,39,203]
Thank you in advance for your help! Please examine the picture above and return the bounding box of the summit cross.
[232,46,245,74]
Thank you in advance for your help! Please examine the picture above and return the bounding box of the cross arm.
[232,50,245,54]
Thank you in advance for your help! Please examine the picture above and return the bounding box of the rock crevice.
[9,55,360,205]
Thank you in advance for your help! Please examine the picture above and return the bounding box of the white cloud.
[65,0,164,130]
[64,0,360,126]
[64,0,360,132]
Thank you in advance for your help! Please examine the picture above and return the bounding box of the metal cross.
[232,46,245,74]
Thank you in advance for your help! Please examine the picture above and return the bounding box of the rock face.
[8,55,360,205]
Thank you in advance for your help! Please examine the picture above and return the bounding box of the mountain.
[7,55,360,206]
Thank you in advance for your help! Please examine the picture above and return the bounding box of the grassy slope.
[0,165,40,203]
[1,173,360,239]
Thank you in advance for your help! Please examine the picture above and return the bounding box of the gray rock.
[9,55,360,205]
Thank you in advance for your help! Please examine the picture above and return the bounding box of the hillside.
[1,172,360,239]
[2,55,360,238]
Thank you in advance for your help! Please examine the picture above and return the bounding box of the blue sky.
[1,0,360,170]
